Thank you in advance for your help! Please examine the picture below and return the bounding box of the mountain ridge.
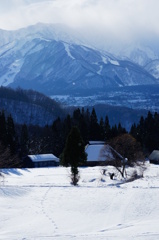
[0,22,159,115]
[0,23,158,97]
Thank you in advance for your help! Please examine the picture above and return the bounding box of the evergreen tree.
[0,111,7,145]
[153,112,159,150]
[90,108,100,140]
[99,117,105,140]
[130,123,137,139]
[60,126,87,185]
[117,123,127,135]
[63,114,72,139]
[0,142,21,168]
[136,115,145,146]
[104,115,111,141]
[6,114,16,154]
[73,108,81,126]
[79,109,89,143]
[52,117,64,156]
[134,112,159,152]
[110,124,118,139]
[20,124,29,157]
[144,111,155,151]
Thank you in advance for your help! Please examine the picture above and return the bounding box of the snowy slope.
[0,164,159,240]
[118,43,158,66]
[145,60,159,79]
[105,38,159,68]
[9,40,157,95]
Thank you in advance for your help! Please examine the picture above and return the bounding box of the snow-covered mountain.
[0,23,158,96]
[102,37,159,68]
[145,60,159,79]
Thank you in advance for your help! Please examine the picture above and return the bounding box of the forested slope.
[0,87,65,126]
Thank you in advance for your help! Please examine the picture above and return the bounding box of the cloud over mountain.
[0,0,159,46]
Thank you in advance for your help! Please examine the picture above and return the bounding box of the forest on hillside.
[0,86,65,126]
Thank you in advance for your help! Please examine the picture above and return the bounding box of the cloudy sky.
[0,0,158,45]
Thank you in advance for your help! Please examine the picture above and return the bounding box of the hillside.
[0,87,65,126]
[0,86,149,131]
[145,60,159,79]
[0,164,159,239]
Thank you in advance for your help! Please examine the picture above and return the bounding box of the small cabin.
[149,150,159,164]
[24,154,59,168]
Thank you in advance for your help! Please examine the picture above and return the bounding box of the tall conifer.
[60,126,87,185]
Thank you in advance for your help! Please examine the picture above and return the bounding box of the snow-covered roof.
[85,143,114,162]
[28,154,59,162]
[86,144,105,162]
[89,141,105,145]
[149,150,159,161]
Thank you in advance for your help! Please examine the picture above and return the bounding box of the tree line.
[0,108,158,168]
[130,111,159,153]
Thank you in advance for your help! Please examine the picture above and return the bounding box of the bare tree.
[100,144,126,178]
[101,134,145,180]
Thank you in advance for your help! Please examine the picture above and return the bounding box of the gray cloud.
[0,0,158,46]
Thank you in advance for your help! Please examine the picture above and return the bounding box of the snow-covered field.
[0,164,159,240]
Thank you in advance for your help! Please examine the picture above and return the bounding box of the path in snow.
[41,186,58,232]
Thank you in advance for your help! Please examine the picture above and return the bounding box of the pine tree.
[73,108,81,126]
[0,142,21,168]
[79,109,89,143]
[20,124,29,157]
[99,117,105,140]
[52,117,63,156]
[63,114,72,139]
[90,108,100,140]
[104,115,111,140]
[60,126,87,185]
[137,115,145,145]
[0,111,7,145]
[110,124,118,139]
[6,114,16,154]
[130,123,138,139]
[117,123,127,135]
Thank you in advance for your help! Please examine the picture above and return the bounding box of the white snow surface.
[63,42,75,60]
[102,56,108,64]
[0,59,24,86]
[97,65,103,75]
[0,164,159,240]
[108,59,120,66]
[101,55,120,66]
